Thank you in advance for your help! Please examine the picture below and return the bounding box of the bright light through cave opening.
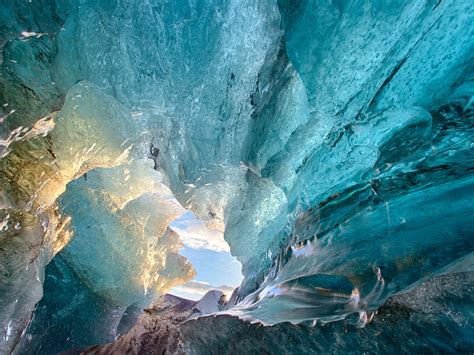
[169,211,243,300]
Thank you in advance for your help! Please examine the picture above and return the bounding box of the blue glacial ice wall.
[227,0,474,325]
[0,0,472,352]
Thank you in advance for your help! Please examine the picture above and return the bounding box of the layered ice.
[0,0,473,352]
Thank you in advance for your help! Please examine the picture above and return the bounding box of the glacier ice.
[0,0,473,353]
[63,272,474,354]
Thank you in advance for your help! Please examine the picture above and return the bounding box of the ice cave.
[0,0,473,353]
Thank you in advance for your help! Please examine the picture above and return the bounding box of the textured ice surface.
[0,0,473,352]
[77,272,474,354]
[59,165,193,306]
[179,273,474,354]
[19,254,136,354]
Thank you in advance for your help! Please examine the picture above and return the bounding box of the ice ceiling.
[0,0,473,352]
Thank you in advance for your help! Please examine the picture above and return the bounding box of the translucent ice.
[0,0,473,352]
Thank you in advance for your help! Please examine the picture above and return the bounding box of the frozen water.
[0,0,472,352]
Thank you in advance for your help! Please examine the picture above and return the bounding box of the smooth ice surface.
[0,0,473,352]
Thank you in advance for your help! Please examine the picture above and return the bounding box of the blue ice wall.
[0,0,472,352]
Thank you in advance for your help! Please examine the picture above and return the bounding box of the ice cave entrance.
[169,211,243,300]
